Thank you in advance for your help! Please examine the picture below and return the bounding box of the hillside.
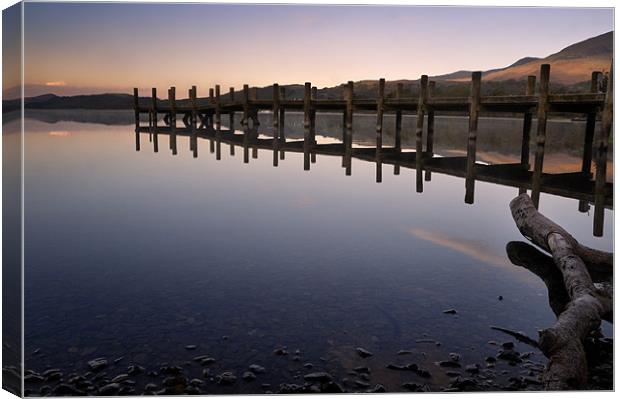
[481,31,612,84]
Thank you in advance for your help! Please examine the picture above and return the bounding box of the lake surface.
[19,110,613,394]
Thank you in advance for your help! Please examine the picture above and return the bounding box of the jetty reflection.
[134,120,612,238]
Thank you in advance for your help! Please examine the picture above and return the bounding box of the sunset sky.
[13,3,615,97]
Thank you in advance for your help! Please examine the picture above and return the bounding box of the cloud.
[45,81,66,87]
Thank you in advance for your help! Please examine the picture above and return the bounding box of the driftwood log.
[509,194,613,390]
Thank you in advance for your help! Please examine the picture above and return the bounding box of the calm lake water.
[19,110,613,394]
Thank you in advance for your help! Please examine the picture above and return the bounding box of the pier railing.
[133,64,614,237]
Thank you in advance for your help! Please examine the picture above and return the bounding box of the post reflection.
[133,111,612,238]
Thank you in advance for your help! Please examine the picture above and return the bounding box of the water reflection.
[22,111,613,394]
[135,115,612,237]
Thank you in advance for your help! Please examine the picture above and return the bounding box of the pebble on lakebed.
[356,347,373,358]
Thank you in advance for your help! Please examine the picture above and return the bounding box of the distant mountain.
[3,93,134,112]
[482,31,612,84]
[3,31,612,111]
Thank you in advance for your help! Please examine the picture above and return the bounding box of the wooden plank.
[465,72,482,204]
[593,65,613,236]
[531,64,551,207]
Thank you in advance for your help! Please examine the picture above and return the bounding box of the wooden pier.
[133,64,614,237]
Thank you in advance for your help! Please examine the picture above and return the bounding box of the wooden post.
[521,76,536,169]
[393,83,403,175]
[135,131,140,151]
[578,72,601,212]
[151,88,158,128]
[215,85,222,160]
[531,64,551,208]
[345,81,354,176]
[376,78,385,183]
[311,86,317,144]
[424,81,436,181]
[376,78,385,155]
[215,85,221,130]
[190,86,197,135]
[152,88,158,153]
[188,88,195,152]
[229,87,235,131]
[250,87,259,127]
[133,88,140,130]
[415,75,429,193]
[169,87,177,155]
[303,82,311,170]
[279,86,286,160]
[242,85,250,163]
[208,88,214,128]
[518,75,537,194]
[465,72,482,204]
[242,84,249,127]
[272,83,280,167]
[593,66,613,237]
[395,83,403,150]
[581,71,601,175]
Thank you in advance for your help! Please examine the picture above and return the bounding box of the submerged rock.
[438,360,461,368]
[304,372,333,383]
[216,372,237,385]
[248,364,266,374]
[98,383,121,395]
[242,371,256,381]
[356,347,373,358]
[87,358,108,372]
[127,364,144,375]
[52,384,85,396]
[465,364,480,374]
[273,347,288,356]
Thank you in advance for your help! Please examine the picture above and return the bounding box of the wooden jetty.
[133,64,614,237]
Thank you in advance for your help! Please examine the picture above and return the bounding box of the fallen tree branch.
[509,194,613,390]
[509,194,612,277]
[506,241,612,323]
